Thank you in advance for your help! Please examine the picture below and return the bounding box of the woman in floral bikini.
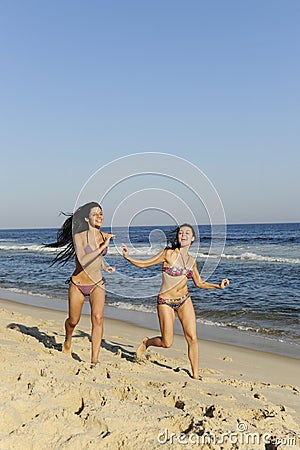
[122,224,229,379]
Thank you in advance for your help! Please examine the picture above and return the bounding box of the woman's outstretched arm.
[192,262,229,289]
[122,243,166,268]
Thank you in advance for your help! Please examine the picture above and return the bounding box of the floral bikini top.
[162,252,193,279]
[162,265,193,279]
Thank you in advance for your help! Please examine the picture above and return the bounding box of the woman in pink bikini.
[47,202,115,365]
[122,224,229,379]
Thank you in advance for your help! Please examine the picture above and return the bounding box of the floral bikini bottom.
[157,292,190,310]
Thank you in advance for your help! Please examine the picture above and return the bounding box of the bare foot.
[62,341,72,356]
[192,374,203,380]
[136,336,148,359]
[90,361,99,369]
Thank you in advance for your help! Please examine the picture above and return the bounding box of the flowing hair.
[45,202,102,266]
[166,223,196,249]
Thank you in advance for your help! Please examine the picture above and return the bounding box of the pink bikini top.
[84,231,108,256]
[162,265,193,279]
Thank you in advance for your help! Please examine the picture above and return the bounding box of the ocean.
[0,223,299,358]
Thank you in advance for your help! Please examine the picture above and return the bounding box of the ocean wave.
[107,301,156,314]
[1,243,299,264]
[0,286,59,299]
[196,317,292,338]
[0,243,165,256]
[220,252,300,264]
[224,236,300,244]
[0,244,58,253]
[108,248,300,264]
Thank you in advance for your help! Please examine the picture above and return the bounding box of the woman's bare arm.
[192,262,229,289]
[75,232,114,268]
[122,244,166,268]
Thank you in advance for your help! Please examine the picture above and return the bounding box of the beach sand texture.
[0,298,299,450]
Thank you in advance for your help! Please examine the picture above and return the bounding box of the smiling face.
[177,225,195,247]
[85,206,103,229]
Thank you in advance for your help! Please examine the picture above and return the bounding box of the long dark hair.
[45,202,102,265]
[167,223,196,249]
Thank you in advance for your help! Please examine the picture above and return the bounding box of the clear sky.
[0,0,299,228]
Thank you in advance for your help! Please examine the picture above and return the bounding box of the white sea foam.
[0,244,58,253]
[220,252,300,264]
[196,317,287,336]
[0,286,57,299]
[107,301,156,314]
[1,243,299,264]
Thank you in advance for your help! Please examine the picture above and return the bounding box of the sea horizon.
[1,220,300,231]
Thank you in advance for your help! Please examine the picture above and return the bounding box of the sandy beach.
[0,297,299,450]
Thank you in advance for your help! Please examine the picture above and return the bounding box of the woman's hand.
[121,243,129,259]
[219,278,230,289]
[102,233,115,248]
[104,266,116,273]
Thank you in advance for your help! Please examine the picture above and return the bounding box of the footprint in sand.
[200,368,221,375]
[253,392,267,401]
[222,356,233,362]
[280,384,299,392]
[146,381,166,388]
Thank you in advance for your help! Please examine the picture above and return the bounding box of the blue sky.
[0,0,299,228]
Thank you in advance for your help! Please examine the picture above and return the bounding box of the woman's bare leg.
[63,283,85,355]
[136,305,175,357]
[177,298,199,379]
[89,285,105,364]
